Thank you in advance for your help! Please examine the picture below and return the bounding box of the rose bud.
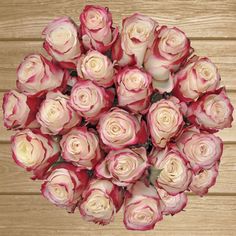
[115,67,152,114]
[112,13,158,67]
[144,26,192,93]
[96,147,148,186]
[149,145,192,195]
[190,164,219,196]
[60,127,102,169]
[37,91,81,135]
[173,56,220,102]
[79,5,118,53]
[147,96,185,148]
[11,129,60,180]
[42,17,83,69]
[97,108,148,150]
[41,163,89,213]
[176,126,223,173]
[124,181,163,231]
[187,87,234,132]
[77,50,114,88]
[2,90,41,130]
[16,54,69,96]
[79,179,124,225]
[69,80,114,122]
[157,188,188,215]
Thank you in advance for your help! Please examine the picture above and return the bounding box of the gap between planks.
[0,192,235,196]
[0,37,236,42]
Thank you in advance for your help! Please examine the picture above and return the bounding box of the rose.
[41,163,88,213]
[115,67,153,113]
[149,146,192,195]
[187,87,234,132]
[16,54,69,96]
[60,127,102,169]
[189,164,219,196]
[112,13,158,67]
[173,56,220,102]
[157,188,188,215]
[69,80,114,122]
[176,126,223,173]
[96,147,148,186]
[42,17,83,69]
[79,179,124,225]
[77,50,115,88]
[97,108,148,150]
[124,181,162,231]
[147,96,185,148]
[2,90,41,130]
[79,5,118,52]
[37,91,81,135]
[11,129,60,179]
[144,26,192,93]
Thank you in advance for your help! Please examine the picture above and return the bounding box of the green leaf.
[149,167,163,185]
[51,156,65,168]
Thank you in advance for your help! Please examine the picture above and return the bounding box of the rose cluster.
[2,5,234,231]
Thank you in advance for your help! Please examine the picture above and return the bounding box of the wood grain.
[0,195,235,236]
[0,40,236,91]
[0,0,236,39]
[0,0,236,235]
[0,143,235,194]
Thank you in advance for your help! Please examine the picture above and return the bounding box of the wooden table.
[0,0,236,235]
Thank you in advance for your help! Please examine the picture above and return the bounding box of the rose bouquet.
[2,5,234,231]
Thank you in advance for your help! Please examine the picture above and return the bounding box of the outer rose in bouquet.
[2,4,234,232]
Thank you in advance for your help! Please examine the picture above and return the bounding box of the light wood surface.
[0,1,235,235]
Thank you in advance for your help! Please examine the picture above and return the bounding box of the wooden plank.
[0,40,235,91]
[0,0,236,39]
[1,91,235,143]
[0,143,235,194]
[0,195,235,236]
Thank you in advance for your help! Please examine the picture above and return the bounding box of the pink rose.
[124,181,162,231]
[37,91,81,135]
[41,163,89,213]
[79,5,118,52]
[11,129,60,179]
[96,147,148,186]
[176,126,223,173]
[97,108,148,150]
[42,17,83,69]
[112,13,158,67]
[149,146,192,195]
[16,54,69,96]
[144,26,192,93]
[79,179,124,225]
[70,80,114,122]
[77,50,115,88]
[60,127,102,169]
[147,96,185,148]
[190,164,219,196]
[115,67,152,113]
[187,87,234,132]
[173,56,220,102]
[2,90,41,130]
[157,188,188,215]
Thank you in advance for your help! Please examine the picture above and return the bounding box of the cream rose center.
[85,192,111,216]
[15,140,35,166]
[86,10,104,30]
[48,184,68,201]
[113,155,137,177]
[123,72,145,90]
[50,26,72,45]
